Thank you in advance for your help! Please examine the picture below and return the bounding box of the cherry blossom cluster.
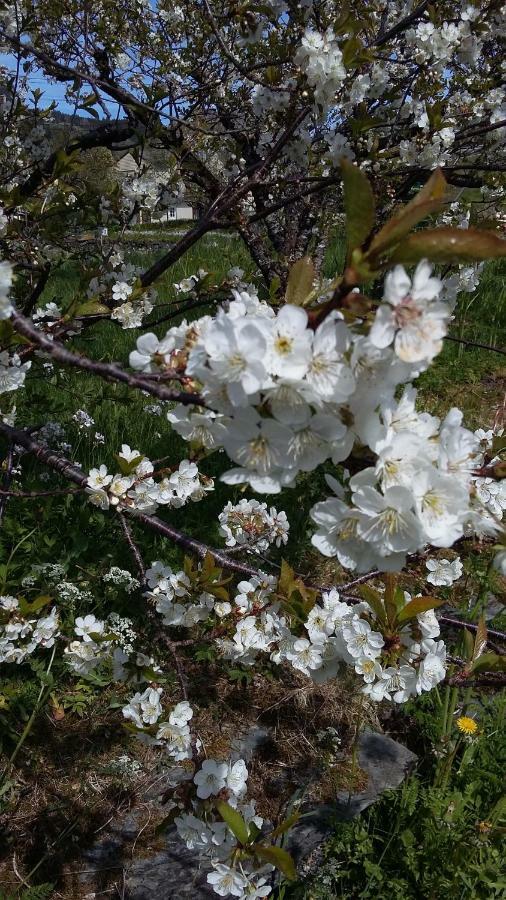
[294,27,346,112]
[128,260,506,575]
[64,611,159,682]
[132,289,357,492]
[0,351,31,396]
[86,445,213,513]
[340,593,447,703]
[0,596,59,664]
[131,263,459,498]
[64,612,117,675]
[0,254,13,320]
[215,582,447,703]
[218,499,289,553]
[87,257,157,329]
[122,689,194,760]
[121,679,273,896]
[310,396,504,573]
[175,757,272,899]
[145,560,232,625]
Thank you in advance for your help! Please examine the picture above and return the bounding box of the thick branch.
[373,2,431,47]
[6,123,136,212]
[1,422,505,649]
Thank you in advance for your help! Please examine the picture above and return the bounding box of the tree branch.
[10,308,205,407]
[1,422,505,647]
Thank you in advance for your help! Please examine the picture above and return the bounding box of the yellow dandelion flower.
[456,716,478,735]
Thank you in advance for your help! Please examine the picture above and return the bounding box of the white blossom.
[426,557,463,586]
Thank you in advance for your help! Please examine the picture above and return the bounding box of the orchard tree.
[0,1,505,895]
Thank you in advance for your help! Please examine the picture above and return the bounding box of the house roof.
[115,152,140,174]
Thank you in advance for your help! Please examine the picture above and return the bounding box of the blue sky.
[0,50,123,117]
[0,0,159,115]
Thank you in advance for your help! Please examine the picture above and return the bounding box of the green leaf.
[491,434,506,456]
[114,454,143,475]
[269,274,281,301]
[389,227,506,265]
[463,627,474,662]
[285,257,315,306]
[18,594,52,616]
[358,585,386,625]
[277,559,296,597]
[471,653,506,674]
[342,34,368,69]
[368,169,448,255]
[341,159,375,261]
[248,820,262,842]
[472,617,488,664]
[253,844,297,880]
[215,800,250,845]
[397,596,444,624]
[74,300,111,316]
[383,573,398,627]
[269,811,300,840]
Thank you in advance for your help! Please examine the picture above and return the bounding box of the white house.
[150,204,196,223]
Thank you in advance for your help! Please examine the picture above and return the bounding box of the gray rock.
[125,835,215,900]
[230,725,271,763]
[285,729,417,871]
[80,727,416,897]
[485,592,504,622]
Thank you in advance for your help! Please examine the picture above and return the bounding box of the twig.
[446,672,506,687]
[116,511,146,586]
[444,335,506,356]
[439,615,506,643]
[12,853,31,890]
[1,422,505,646]
[0,487,84,498]
[10,308,206,408]
[0,441,15,526]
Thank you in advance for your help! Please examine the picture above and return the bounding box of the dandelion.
[456,716,478,736]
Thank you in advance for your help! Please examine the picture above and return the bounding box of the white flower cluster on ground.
[218,499,289,552]
[21,563,94,610]
[103,566,140,593]
[176,757,272,899]
[86,445,213,513]
[122,690,194,760]
[0,596,59,664]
